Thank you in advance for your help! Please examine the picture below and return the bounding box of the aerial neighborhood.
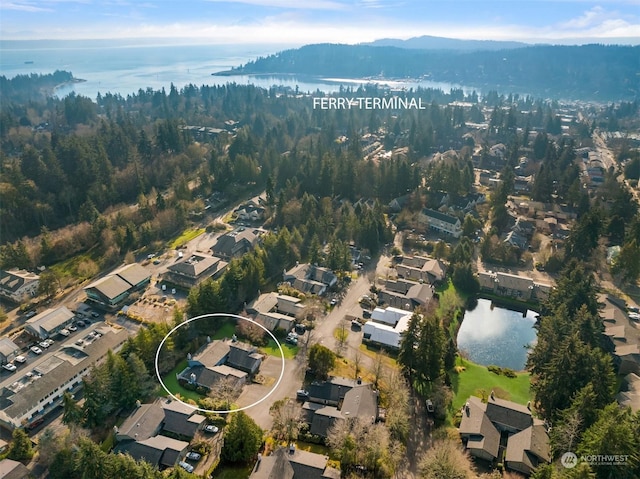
[0,42,639,479]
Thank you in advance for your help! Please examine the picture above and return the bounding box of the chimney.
[490,390,495,401]
[527,401,531,410]
[357,376,362,385]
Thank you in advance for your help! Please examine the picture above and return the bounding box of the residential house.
[0,325,128,430]
[300,377,378,438]
[246,292,303,333]
[211,227,262,260]
[478,272,551,302]
[617,373,640,412]
[395,255,446,284]
[363,307,413,349]
[388,194,410,213]
[459,395,550,476]
[513,176,532,194]
[283,264,337,296]
[504,231,528,251]
[165,253,228,289]
[0,269,39,303]
[235,201,266,222]
[599,294,640,379]
[249,446,340,479]
[116,399,206,445]
[0,459,30,479]
[116,435,189,469]
[177,339,262,392]
[116,402,165,443]
[84,263,151,311]
[377,278,433,311]
[0,338,20,365]
[420,208,462,238]
[162,400,207,438]
[25,306,75,339]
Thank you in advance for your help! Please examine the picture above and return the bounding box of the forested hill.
[218,43,640,101]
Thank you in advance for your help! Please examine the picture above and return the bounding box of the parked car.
[186,451,201,461]
[25,310,37,318]
[204,424,219,434]
[68,324,78,332]
[296,389,309,401]
[426,399,435,413]
[30,346,43,355]
[76,320,86,327]
[351,320,362,331]
[2,363,16,372]
[90,311,100,318]
[330,298,337,306]
[14,355,26,364]
[178,461,194,473]
[362,310,372,318]
[39,341,50,349]
[75,339,85,346]
[59,329,70,337]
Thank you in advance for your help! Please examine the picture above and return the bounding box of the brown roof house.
[165,252,227,288]
[459,395,550,476]
[249,446,340,479]
[211,227,262,260]
[378,278,433,311]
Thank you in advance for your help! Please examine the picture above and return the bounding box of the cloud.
[1,1,53,11]
[203,0,347,10]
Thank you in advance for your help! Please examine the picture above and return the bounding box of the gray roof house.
[0,338,20,365]
[249,447,340,479]
[459,395,550,476]
[162,400,207,438]
[177,339,261,392]
[0,269,39,303]
[378,279,433,311]
[283,264,338,296]
[395,255,446,284]
[0,459,30,479]
[301,377,378,438]
[116,402,165,443]
[84,263,151,311]
[420,208,462,238]
[25,306,75,339]
[116,435,189,468]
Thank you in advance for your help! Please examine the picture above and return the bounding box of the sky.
[1,0,639,45]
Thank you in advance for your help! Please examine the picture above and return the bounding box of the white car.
[39,341,50,349]
[14,355,26,364]
[186,451,201,461]
[30,346,42,355]
[2,363,17,372]
[178,461,194,473]
[204,424,219,434]
[59,329,70,337]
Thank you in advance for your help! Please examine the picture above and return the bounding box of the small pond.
[456,298,538,371]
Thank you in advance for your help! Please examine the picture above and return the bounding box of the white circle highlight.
[154,312,286,414]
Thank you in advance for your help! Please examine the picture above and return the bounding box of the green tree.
[308,344,336,380]
[577,404,640,479]
[7,427,34,461]
[62,392,84,427]
[221,411,263,464]
[38,269,60,298]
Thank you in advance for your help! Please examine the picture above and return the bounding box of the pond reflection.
[456,299,538,371]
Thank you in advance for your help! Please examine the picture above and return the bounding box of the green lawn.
[450,356,532,410]
[211,322,237,340]
[161,359,203,402]
[261,339,298,359]
[210,463,253,479]
[168,227,205,249]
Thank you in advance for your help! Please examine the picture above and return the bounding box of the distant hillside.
[216,43,640,101]
[364,35,528,51]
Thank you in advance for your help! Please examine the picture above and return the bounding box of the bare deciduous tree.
[269,399,303,443]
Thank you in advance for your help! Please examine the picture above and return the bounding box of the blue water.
[457,299,538,371]
[1,39,466,100]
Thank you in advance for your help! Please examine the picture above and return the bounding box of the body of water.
[456,299,538,371]
[1,40,467,100]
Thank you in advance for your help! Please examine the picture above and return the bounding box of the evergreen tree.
[221,411,263,464]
